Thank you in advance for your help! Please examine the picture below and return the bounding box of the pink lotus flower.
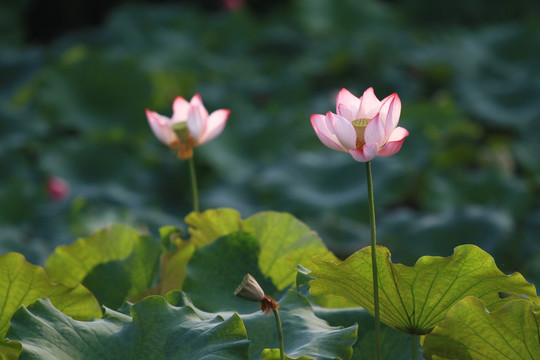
[311,87,408,162]
[146,94,230,159]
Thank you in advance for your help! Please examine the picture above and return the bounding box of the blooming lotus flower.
[311,87,408,162]
[146,94,230,159]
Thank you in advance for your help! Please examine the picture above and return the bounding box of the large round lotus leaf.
[165,290,359,360]
[7,297,250,360]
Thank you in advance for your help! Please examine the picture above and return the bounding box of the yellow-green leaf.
[185,208,338,291]
[186,208,242,247]
[0,339,21,360]
[46,224,142,285]
[0,253,101,338]
[310,244,536,334]
[243,211,338,290]
[423,296,540,359]
[45,223,160,308]
[136,240,196,299]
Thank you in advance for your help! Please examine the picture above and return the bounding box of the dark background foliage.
[1,0,539,287]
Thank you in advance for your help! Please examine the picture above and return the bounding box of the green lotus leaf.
[422,296,540,359]
[183,231,277,313]
[300,267,411,359]
[44,224,161,308]
[309,244,537,334]
[0,252,101,339]
[185,208,338,291]
[242,211,338,290]
[8,296,249,359]
[167,289,358,360]
[242,290,358,360]
[315,305,412,360]
[352,326,413,360]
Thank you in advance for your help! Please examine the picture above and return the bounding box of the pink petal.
[190,93,203,105]
[378,94,401,143]
[349,142,379,162]
[336,88,360,118]
[172,96,190,123]
[329,112,357,150]
[197,109,230,145]
[311,114,347,152]
[337,103,354,122]
[146,109,178,146]
[376,127,409,157]
[186,105,206,143]
[388,126,409,142]
[190,94,209,119]
[388,94,402,129]
[364,114,386,147]
[358,87,381,119]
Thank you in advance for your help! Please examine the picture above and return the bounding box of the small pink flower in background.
[222,0,245,11]
[47,177,70,201]
[146,94,230,159]
[311,87,408,162]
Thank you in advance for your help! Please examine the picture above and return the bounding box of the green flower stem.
[411,334,419,360]
[272,309,285,360]
[188,155,199,213]
[366,161,381,360]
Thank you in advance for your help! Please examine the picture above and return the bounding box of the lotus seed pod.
[234,273,265,302]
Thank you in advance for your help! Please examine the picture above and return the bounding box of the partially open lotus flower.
[311,87,408,162]
[146,94,230,159]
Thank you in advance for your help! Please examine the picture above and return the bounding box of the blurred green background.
[1,0,539,287]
